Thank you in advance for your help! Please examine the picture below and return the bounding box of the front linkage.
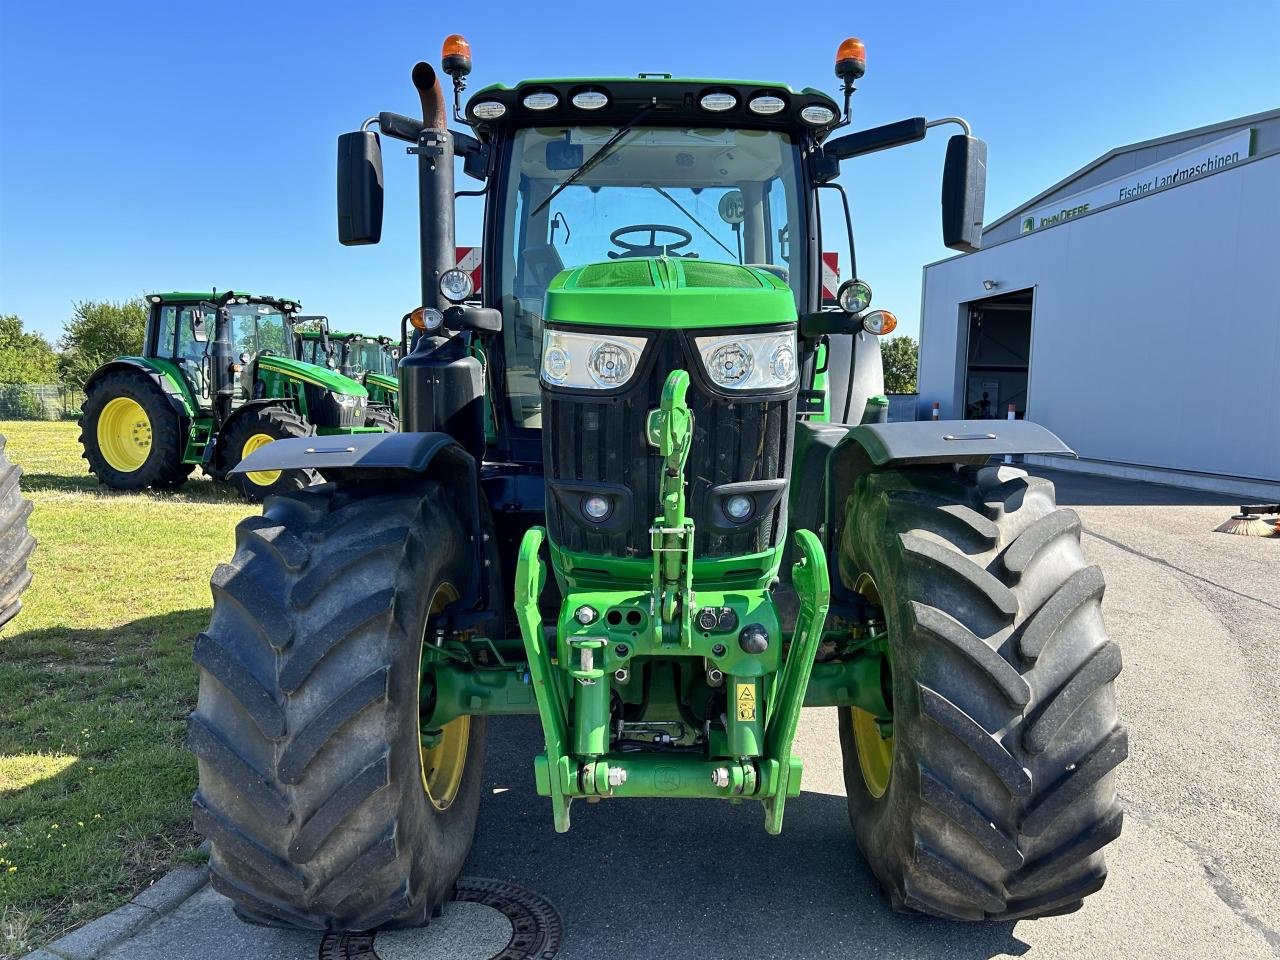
[515,372,830,833]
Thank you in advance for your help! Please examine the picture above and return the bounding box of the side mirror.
[337,131,384,245]
[941,134,987,253]
[190,311,209,343]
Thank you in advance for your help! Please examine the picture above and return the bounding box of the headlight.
[695,330,798,391]
[333,393,360,407]
[837,279,872,314]
[439,269,473,303]
[540,329,647,390]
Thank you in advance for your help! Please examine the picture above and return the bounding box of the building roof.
[983,107,1280,240]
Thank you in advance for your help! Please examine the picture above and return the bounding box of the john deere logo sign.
[1020,127,1255,234]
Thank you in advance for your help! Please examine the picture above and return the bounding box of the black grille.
[543,331,794,559]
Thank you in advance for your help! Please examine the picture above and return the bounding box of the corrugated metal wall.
[918,153,1280,483]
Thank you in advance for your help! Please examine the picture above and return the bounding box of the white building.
[918,109,1280,498]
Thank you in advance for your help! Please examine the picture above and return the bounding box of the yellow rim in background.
[98,397,152,472]
[420,583,468,811]
[240,433,281,486]
[851,706,894,798]
[850,571,894,798]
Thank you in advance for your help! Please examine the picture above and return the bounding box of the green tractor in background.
[0,434,35,633]
[294,319,400,428]
[190,35,1127,933]
[80,291,384,500]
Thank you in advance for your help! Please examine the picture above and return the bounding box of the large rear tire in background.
[365,405,399,433]
[189,480,485,929]
[81,371,190,491]
[220,406,318,503]
[0,436,35,633]
[837,463,1126,920]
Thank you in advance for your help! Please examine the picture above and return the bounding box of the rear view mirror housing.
[337,131,384,245]
[941,134,987,252]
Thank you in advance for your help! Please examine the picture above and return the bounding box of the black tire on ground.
[837,463,1126,921]
[80,370,191,490]
[189,479,486,930]
[365,405,399,432]
[220,406,318,502]
[0,436,36,633]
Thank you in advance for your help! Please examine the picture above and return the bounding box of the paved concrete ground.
[38,470,1279,960]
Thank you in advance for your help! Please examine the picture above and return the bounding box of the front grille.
[543,331,794,559]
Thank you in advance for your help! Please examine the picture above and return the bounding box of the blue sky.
[2,0,1277,342]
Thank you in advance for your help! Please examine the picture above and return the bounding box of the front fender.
[229,429,462,478]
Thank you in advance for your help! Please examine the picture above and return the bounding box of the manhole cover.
[318,878,562,960]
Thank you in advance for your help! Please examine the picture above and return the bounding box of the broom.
[1213,504,1280,536]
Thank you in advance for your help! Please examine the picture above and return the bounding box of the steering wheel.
[608,224,694,259]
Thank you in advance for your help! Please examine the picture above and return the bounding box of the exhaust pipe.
[412,61,449,129]
[410,62,455,316]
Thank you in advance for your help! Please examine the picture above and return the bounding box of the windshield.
[229,303,289,357]
[497,125,804,429]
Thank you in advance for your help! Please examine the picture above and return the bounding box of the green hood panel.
[258,356,367,396]
[365,373,399,392]
[544,257,796,330]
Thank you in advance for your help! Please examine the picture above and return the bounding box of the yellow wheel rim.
[240,433,281,487]
[97,397,153,472]
[419,583,468,811]
[851,706,894,798]
[850,571,894,798]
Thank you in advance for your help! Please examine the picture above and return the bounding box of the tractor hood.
[544,257,796,331]
[365,372,399,393]
[257,355,368,396]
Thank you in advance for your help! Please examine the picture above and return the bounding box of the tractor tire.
[221,406,318,503]
[365,405,399,432]
[0,436,35,633]
[189,479,485,930]
[836,463,1126,921]
[81,371,190,491]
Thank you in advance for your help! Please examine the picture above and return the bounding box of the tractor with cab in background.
[189,33,1127,931]
[294,318,401,428]
[80,290,390,500]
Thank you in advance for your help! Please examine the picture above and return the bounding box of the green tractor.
[80,291,382,501]
[190,35,1126,931]
[294,319,401,428]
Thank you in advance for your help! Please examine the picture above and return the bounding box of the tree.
[881,334,919,394]
[58,298,148,390]
[0,314,60,384]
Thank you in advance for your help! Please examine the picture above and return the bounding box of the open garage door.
[964,288,1033,419]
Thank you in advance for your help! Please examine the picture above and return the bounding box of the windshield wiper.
[649,185,740,261]
[531,105,655,218]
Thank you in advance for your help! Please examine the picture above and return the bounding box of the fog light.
[725,495,754,521]
[572,90,609,110]
[582,495,612,522]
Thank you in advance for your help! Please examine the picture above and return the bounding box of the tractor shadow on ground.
[18,471,238,503]
[467,716,1031,960]
[1036,468,1242,507]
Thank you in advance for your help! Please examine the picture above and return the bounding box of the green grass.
[0,421,251,957]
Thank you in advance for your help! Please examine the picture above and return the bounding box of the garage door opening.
[964,288,1033,419]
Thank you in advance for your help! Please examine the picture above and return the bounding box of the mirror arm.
[925,116,972,136]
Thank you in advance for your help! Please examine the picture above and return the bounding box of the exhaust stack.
[411,62,456,314]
